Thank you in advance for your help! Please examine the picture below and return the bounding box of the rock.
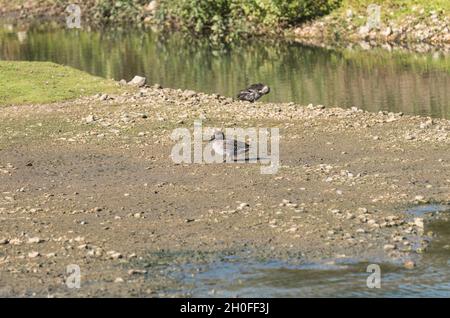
[145,0,158,13]
[28,251,40,258]
[119,79,127,86]
[182,90,197,98]
[87,248,103,258]
[107,251,123,260]
[382,27,392,37]
[404,260,416,269]
[414,217,424,229]
[27,237,43,244]
[114,277,124,283]
[383,244,396,251]
[0,238,9,245]
[414,195,428,203]
[99,94,109,101]
[85,114,96,124]
[128,269,147,275]
[236,202,249,210]
[359,25,370,36]
[346,9,353,18]
[128,76,146,87]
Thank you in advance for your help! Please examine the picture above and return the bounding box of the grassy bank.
[0,61,122,105]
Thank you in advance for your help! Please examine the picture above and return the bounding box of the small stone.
[128,76,146,87]
[128,269,147,275]
[28,251,40,258]
[182,90,197,98]
[404,260,416,269]
[383,244,396,251]
[87,248,103,257]
[99,94,109,101]
[85,115,96,124]
[0,238,9,245]
[414,218,424,229]
[27,237,43,244]
[114,277,124,283]
[107,251,123,260]
[237,202,249,210]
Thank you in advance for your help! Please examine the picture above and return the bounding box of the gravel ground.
[0,85,449,297]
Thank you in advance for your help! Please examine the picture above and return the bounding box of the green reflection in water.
[1,23,449,118]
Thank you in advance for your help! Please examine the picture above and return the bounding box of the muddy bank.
[0,85,449,296]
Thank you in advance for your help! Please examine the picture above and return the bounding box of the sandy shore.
[0,85,449,296]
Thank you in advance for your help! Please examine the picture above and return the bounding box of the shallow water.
[0,22,449,119]
[160,205,450,297]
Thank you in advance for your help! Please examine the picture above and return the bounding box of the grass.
[336,0,450,23]
[0,61,123,105]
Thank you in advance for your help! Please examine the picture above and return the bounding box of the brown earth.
[0,85,449,296]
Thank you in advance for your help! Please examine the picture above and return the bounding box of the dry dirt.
[0,85,449,296]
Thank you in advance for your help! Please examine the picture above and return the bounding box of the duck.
[237,83,270,102]
[209,131,250,162]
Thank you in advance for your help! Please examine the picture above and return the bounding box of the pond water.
[164,205,450,297]
[0,22,449,119]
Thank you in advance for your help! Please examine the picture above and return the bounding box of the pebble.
[404,260,416,269]
[0,238,9,245]
[107,251,123,260]
[414,218,424,229]
[128,269,147,275]
[99,94,109,101]
[114,277,124,283]
[85,114,96,123]
[128,76,146,87]
[28,251,40,258]
[27,237,43,244]
[383,244,396,251]
[236,202,249,210]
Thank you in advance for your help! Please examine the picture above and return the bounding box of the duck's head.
[209,130,225,141]
[259,85,270,95]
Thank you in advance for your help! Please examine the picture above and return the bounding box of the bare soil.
[0,86,449,297]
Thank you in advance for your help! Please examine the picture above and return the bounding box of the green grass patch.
[337,0,449,24]
[0,61,123,105]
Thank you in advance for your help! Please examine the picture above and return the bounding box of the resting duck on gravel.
[237,83,270,102]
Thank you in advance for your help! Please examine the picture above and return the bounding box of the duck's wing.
[223,139,250,156]
[248,83,264,90]
[237,89,259,102]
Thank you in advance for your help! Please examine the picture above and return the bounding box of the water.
[162,205,450,297]
[1,22,450,119]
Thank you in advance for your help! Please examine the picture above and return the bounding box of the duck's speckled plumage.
[237,83,270,102]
